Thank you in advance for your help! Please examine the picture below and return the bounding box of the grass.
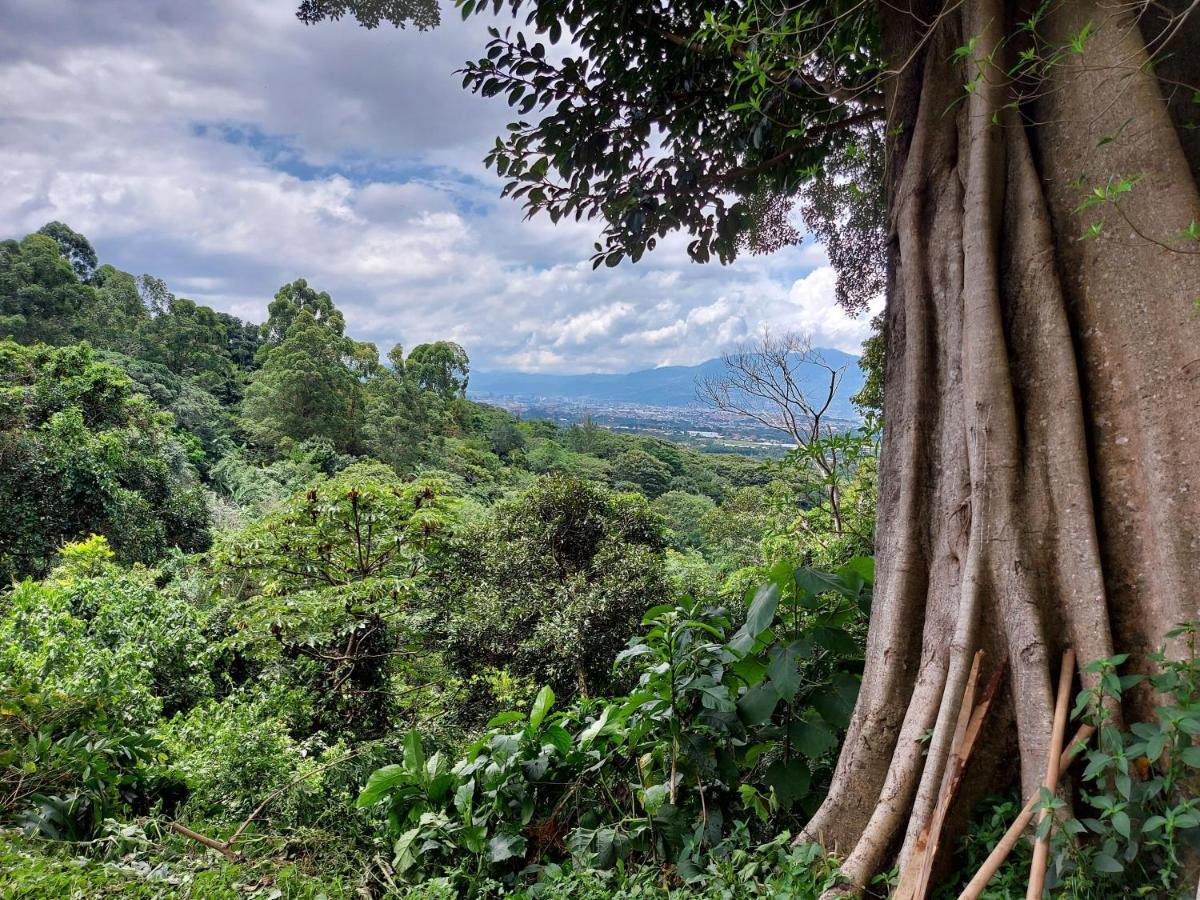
[0,828,356,899]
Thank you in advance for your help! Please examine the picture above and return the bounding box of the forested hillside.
[0,222,886,896]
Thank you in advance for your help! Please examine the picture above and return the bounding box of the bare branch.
[697,329,844,447]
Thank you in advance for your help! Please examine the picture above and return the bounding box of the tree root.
[799,0,1200,887]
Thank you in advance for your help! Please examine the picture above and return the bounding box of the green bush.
[211,462,459,738]
[0,825,355,898]
[939,623,1200,898]
[439,475,672,714]
[359,560,870,892]
[0,540,203,837]
[653,491,717,551]
[158,690,314,827]
[0,341,210,581]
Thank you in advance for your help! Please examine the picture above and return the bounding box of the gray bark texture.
[797,0,1200,889]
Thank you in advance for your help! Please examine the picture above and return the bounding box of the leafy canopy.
[212,461,458,735]
[455,0,883,272]
[0,341,210,582]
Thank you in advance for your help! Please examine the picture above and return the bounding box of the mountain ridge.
[469,348,865,420]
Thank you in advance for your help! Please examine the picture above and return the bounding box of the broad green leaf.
[789,717,838,759]
[357,764,408,807]
[542,725,572,756]
[811,626,861,658]
[763,756,811,807]
[529,685,555,731]
[840,556,874,586]
[1111,810,1130,838]
[578,706,611,745]
[453,780,474,816]
[488,831,527,863]
[767,559,795,593]
[767,641,803,701]
[731,653,768,686]
[729,582,780,654]
[812,672,860,729]
[640,604,674,623]
[486,711,525,729]
[642,783,670,815]
[615,643,655,665]
[738,681,780,726]
[403,729,425,774]
[1179,746,1200,768]
[795,567,854,603]
[427,772,455,803]
[521,792,535,825]
[392,827,422,872]
[458,824,486,854]
[1091,852,1123,874]
[523,753,551,781]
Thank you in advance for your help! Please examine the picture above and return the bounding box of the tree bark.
[797,0,1200,889]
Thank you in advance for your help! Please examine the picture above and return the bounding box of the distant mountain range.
[469,348,865,421]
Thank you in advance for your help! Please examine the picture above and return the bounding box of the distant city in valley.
[468,348,865,455]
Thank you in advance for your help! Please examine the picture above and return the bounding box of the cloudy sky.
[0,0,878,373]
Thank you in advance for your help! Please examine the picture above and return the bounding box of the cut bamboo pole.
[895,651,999,900]
[1025,649,1076,900]
[912,660,1004,896]
[957,723,1094,900]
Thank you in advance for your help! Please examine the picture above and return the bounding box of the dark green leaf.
[357,764,407,807]
[763,756,811,807]
[488,831,527,863]
[738,681,781,726]
[729,582,780,654]
[789,717,837,759]
[486,711,526,729]
[812,672,860,729]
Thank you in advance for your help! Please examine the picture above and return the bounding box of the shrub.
[0,341,210,581]
[359,560,870,892]
[211,462,458,738]
[439,476,672,714]
[158,690,314,827]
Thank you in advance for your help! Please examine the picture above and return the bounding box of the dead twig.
[168,821,240,862]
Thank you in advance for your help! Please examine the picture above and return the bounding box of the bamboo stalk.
[957,723,1094,900]
[912,659,1004,896]
[1025,649,1076,900]
[894,650,991,900]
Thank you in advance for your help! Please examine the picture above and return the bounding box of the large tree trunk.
[798,0,1200,889]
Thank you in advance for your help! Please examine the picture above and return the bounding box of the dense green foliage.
[0,221,889,895]
[355,557,871,890]
[0,342,210,582]
[439,475,673,711]
[212,462,457,737]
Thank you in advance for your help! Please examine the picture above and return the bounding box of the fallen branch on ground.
[169,750,363,861]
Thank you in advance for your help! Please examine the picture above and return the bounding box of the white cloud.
[0,0,877,373]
